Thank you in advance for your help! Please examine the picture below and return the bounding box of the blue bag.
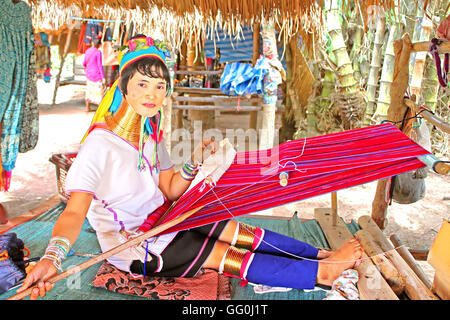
[0,233,27,293]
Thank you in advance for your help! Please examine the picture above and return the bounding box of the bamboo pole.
[8,205,204,300]
[366,13,386,118]
[409,1,436,98]
[51,26,74,106]
[374,5,403,118]
[324,0,358,93]
[358,215,438,300]
[259,19,279,150]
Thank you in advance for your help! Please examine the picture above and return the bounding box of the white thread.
[197,141,407,265]
[207,184,405,264]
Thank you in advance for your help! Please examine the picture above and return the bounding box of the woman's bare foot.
[316,239,363,287]
[316,249,333,259]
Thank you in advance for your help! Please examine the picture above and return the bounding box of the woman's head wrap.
[83,36,171,171]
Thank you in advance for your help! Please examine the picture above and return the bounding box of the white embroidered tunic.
[65,128,174,271]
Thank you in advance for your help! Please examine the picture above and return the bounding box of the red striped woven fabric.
[155,123,429,235]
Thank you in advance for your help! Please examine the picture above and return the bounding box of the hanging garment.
[0,1,34,184]
[84,22,103,44]
[19,35,39,153]
[77,22,89,54]
[220,57,269,96]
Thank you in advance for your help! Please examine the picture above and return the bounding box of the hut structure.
[1,0,449,301]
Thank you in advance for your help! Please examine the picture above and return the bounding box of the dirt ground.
[1,80,448,284]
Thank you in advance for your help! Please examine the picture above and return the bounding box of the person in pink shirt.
[83,39,106,111]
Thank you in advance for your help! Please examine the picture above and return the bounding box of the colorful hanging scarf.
[0,1,33,189]
[429,38,449,88]
[83,36,171,171]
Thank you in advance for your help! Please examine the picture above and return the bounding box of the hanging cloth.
[220,56,269,96]
[0,1,34,189]
[19,33,39,153]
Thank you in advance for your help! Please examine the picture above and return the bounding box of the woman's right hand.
[16,259,58,300]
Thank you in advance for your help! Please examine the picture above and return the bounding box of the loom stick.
[7,205,204,300]
[358,215,438,300]
[417,154,450,175]
[355,230,405,295]
[314,209,399,300]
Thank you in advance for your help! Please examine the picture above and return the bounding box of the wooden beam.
[371,33,413,229]
[404,98,450,134]
[412,40,450,53]
[355,230,405,295]
[175,70,223,76]
[389,234,432,288]
[314,208,399,300]
[358,215,438,300]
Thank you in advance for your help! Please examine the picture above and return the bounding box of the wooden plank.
[314,208,399,300]
[0,195,61,235]
[172,96,262,103]
[358,215,438,300]
[173,87,223,95]
[172,104,262,111]
[175,70,223,76]
[412,40,450,53]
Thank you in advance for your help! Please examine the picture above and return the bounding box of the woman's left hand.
[191,138,218,166]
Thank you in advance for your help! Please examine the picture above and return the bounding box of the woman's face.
[124,69,167,118]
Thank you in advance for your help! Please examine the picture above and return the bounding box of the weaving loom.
[156,123,430,235]
[5,123,435,300]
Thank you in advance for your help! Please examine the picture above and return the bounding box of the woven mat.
[92,261,231,300]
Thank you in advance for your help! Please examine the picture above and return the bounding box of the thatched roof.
[28,0,418,52]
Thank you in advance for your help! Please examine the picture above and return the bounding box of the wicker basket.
[49,152,77,203]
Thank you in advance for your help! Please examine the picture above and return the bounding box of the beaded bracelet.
[180,159,199,181]
[40,237,71,271]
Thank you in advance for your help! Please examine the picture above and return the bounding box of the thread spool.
[279,171,289,187]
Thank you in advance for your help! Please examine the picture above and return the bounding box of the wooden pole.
[249,22,261,130]
[358,215,438,300]
[8,206,204,300]
[371,33,413,229]
[52,26,74,106]
[331,192,337,226]
[355,230,405,295]
[389,234,432,288]
[314,209,399,300]
[412,40,450,53]
[404,98,450,134]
